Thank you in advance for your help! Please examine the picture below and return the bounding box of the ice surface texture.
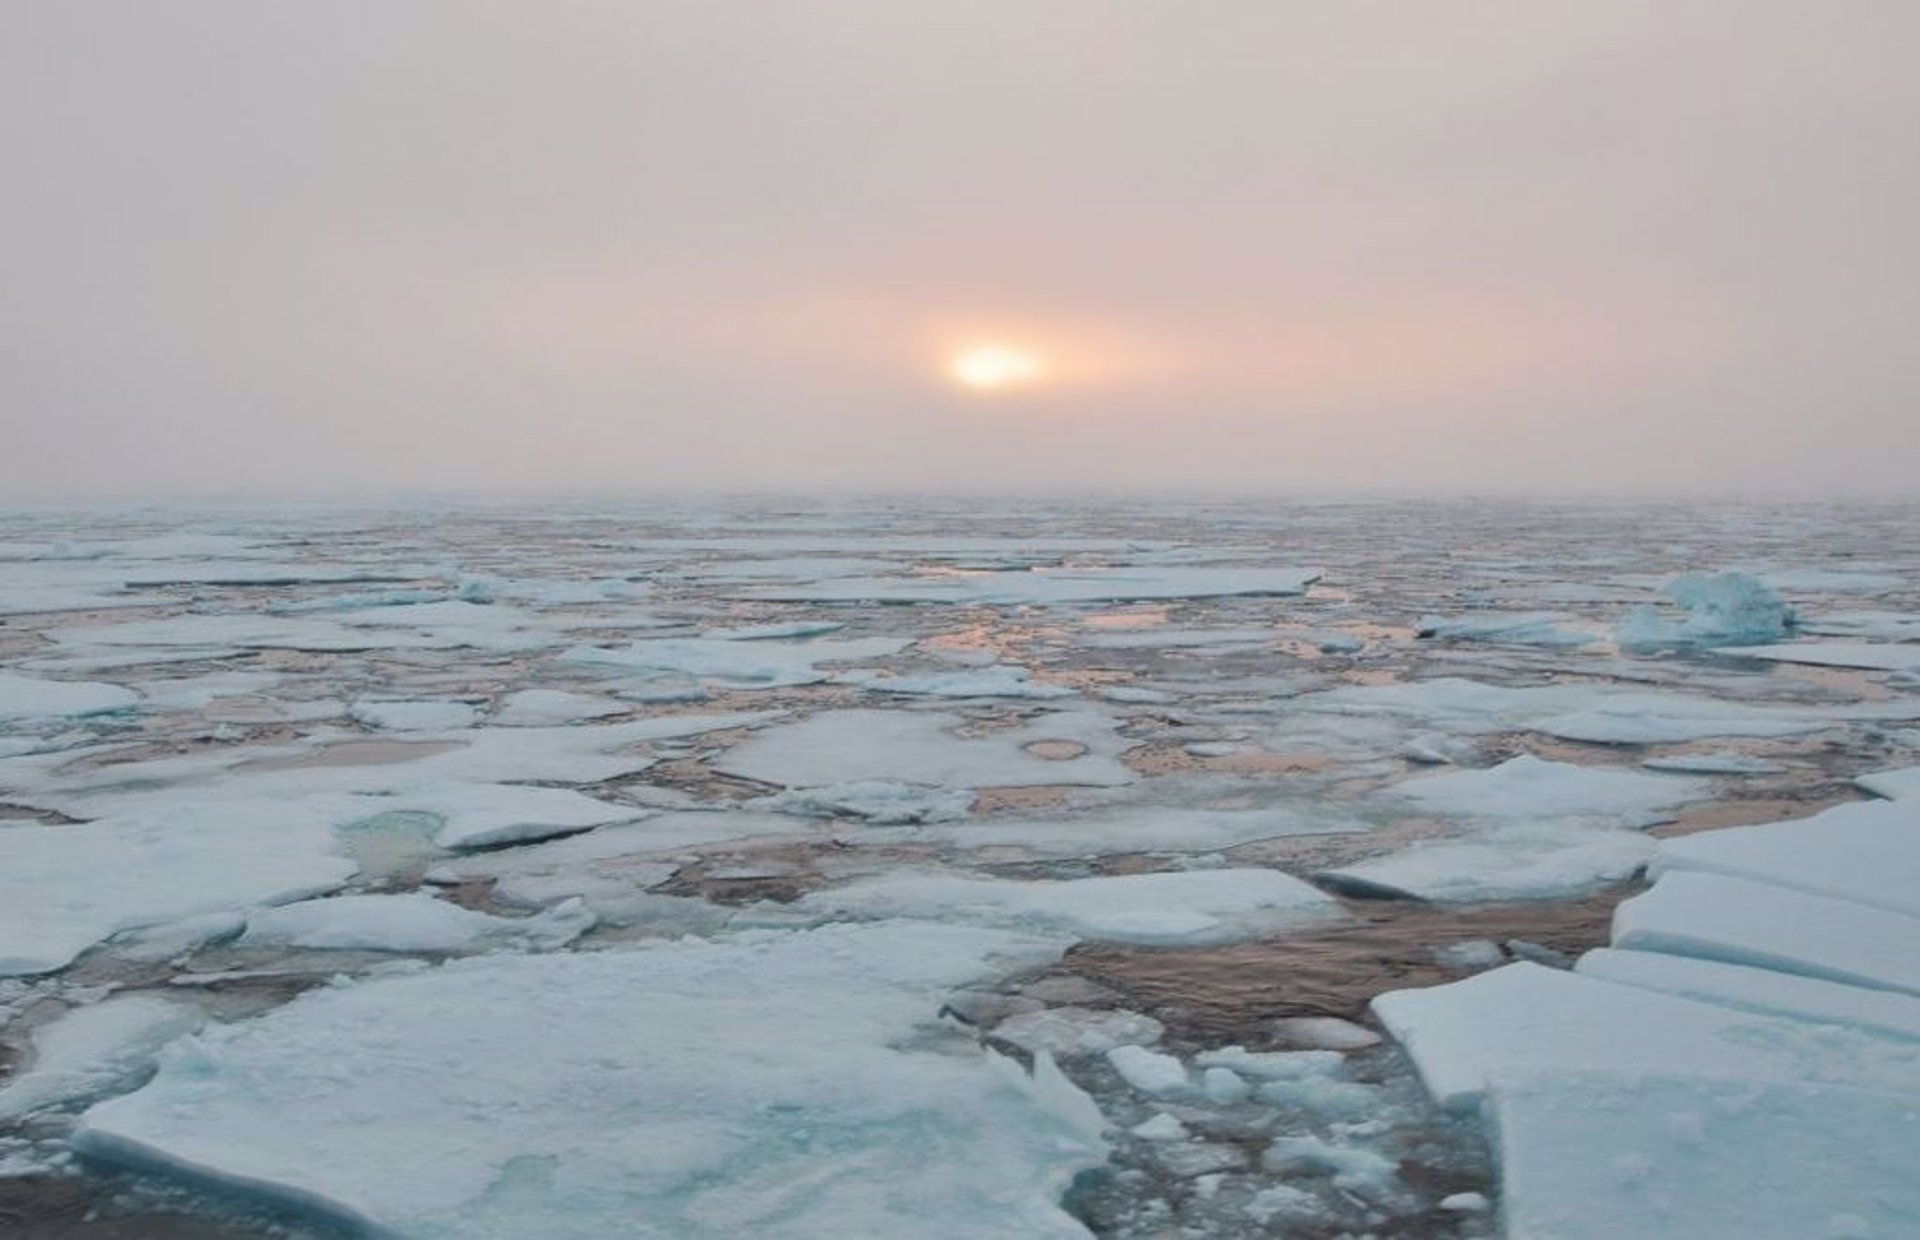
[77,923,1103,1240]
[1373,775,1920,1238]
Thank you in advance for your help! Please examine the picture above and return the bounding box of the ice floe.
[239,892,594,953]
[0,672,140,721]
[716,708,1135,790]
[1719,640,1920,672]
[797,868,1342,946]
[1613,872,1920,996]
[1576,948,1920,1041]
[1654,798,1920,918]
[0,801,356,975]
[76,923,1104,1239]
[562,635,909,687]
[1415,612,1591,647]
[740,566,1321,606]
[836,665,1076,700]
[0,996,206,1121]
[1616,571,1795,649]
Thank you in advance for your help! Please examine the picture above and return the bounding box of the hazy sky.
[4,2,1917,500]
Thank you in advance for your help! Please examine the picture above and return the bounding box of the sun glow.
[947,343,1047,392]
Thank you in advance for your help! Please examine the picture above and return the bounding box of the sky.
[3,2,1917,501]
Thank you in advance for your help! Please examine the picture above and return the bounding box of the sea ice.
[757,779,975,824]
[716,708,1135,790]
[1385,755,1706,825]
[1719,641,1920,672]
[1641,752,1784,775]
[797,868,1343,946]
[1492,1072,1920,1240]
[993,1008,1167,1058]
[836,666,1077,700]
[0,996,206,1121]
[740,566,1321,606]
[0,672,139,721]
[1612,872,1920,997]
[561,636,910,688]
[490,689,630,726]
[1371,963,1920,1112]
[347,699,480,732]
[1305,677,1835,745]
[239,893,593,953]
[76,923,1104,1239]
[0,801,356,975]
[1106,1045,1190,1096]
[1415,612,1590,647]
[1653,798,1920,918]
[858,803,1365,859]
[1317,827,1655,902]
[1576,948,1920,1042]
[1858,765,1920,800]
[1616,571,1794,649]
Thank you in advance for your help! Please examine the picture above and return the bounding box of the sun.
[947,343,1047,392]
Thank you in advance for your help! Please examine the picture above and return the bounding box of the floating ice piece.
[1653,799,1920,918]
[1576,949,1920,1042]
[562,636,909,687]
[491,689,630,726]
[348,782,644,851]
[76,923,1102,1240]
[426,812,813,918]
[241,893,593,953]
[1270,1016,1382,1050]
[1081,627,1278,650]
[1415,612,1590,647]
[1129,1113,1189,1141]
[717,708,1135,790]
[1754,568,1905,593]
[1106,1045,1190,1095]
[1305,677,1836,744]
[1262,1136,1400,1198]
[0,672,139,721]
[1371,963,1920,1112]
[1799,610,1920,642]
[837,666,1076,700]
[741,566,1321,606]
[758,780,974,825]
[1718,641,1920,672]
[111,912,248,962]
[1617,571,1794,649]
[1859,766,1920,800]
[993,1008,1166,1058]
[0,801,356,976]
[1613,872,1920,997]
[1192,1047,1346,1081]
[347,700,480,732]
[0,996,206,1121]
[1387,755,1706,825]
[1492,1072,1920,1240]
[859,805,1365,860]
[1642,752,1784,775]
[1318,827,1655,902]
[48,613,457,653]
[697,620,846,640]
[799,868,1342,946]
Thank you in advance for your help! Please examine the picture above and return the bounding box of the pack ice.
[1371,780,1920,1238]
[75,923,1106,1240]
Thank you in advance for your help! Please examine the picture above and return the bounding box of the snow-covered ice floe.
[716,708,1135,789]
[0,801,356,976]
[75,923,1106,1240]
[1717,640,1920,672]
[1314,756,1706,902]
[1372,784,1920,1238]
[0,672,140,721]
[797,868,1344,946]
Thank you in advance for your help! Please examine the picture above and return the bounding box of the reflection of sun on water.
[948,344,1047,392]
